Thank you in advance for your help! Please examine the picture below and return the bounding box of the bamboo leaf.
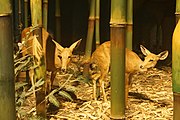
[28,78,44,91]
[15,82,28,91]
[65,85,77,92]
[33,35,43,62]
[59,90,73,101]
[49,94,60,107]
[25,88,41,97]
[34,78,45,87]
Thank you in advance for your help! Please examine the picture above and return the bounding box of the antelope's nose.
[61,68,66,73]
[140,65,144,69]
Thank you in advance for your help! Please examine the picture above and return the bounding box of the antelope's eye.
[149,59,154,62]
[58,55,62,59]
[68,56,71,59]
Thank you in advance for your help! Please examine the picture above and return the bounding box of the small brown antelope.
[87,41,168,105]
[20,27,81,90]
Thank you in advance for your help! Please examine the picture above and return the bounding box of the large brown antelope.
[86,41,168,105]
[20,27,81,90]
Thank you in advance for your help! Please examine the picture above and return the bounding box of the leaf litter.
[16,55,173,120]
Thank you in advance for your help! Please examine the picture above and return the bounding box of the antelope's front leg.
[92,73,101,101]
[50,70,58,87]
[99,78,107,102]
[92,79,97,101]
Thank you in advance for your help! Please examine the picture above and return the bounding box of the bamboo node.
[0,13,10,17]
[89,17,96,20]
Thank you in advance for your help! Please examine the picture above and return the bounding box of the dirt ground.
[16,56,173,120]
[49,67,172,120]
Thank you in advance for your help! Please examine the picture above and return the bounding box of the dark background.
[13,0,176,65]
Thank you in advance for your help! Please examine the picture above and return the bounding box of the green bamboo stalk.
[172,0,180,118]
[24,0,28,27]
[18,0,24,28]
[43,0,48,29]
[110,0,126,119]
[55,0,61,42]
[95,0,101,97]
[30,0,46,118]
[14,0,21,42]
[176,0,180,22]
[83,0,95,82]
[0,1,16,119]
[95,0,100,48]
[156,25,162,50]
[31,0,42,27]
[126,0,133,50]
[172,20,180,120]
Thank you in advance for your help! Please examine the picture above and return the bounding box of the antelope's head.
[52,39,82,73]
[139,45,168,71]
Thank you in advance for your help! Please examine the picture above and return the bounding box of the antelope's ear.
[52,39,64,51]
[140,45,151,56]
[158,50,168,60]
[69,39,82,51]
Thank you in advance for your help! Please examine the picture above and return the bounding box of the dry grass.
[49,65,173,120]
[16,55,173,120]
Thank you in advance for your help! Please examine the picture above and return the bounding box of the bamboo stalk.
[0,0,16,119]
[31,0,42,27]
[172,0,180,118]
[126,0,133,50]
[18,0,22,27]
[13,0,21,42]
[55,0,61,42]
[110,0,126,119]
[20,0,25,29]
[176,0,180,22]
[43,0,48,29]
[83,0,95,82]
[95,0,100,48]
[24,0,28,27]
[95,0,101,97]
[30,0,46,118]
[172,20,180,120]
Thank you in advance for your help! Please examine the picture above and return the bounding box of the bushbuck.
[86,41,168,105]
[20,27,81,90]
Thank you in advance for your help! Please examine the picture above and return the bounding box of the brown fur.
[89,41,168,106]
[20,27,81,91]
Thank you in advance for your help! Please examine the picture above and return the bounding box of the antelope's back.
[91,41,110,69]
[21,27,56,72]
[125,48,143,73]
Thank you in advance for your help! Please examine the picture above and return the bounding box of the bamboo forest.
[0,0,180,119]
